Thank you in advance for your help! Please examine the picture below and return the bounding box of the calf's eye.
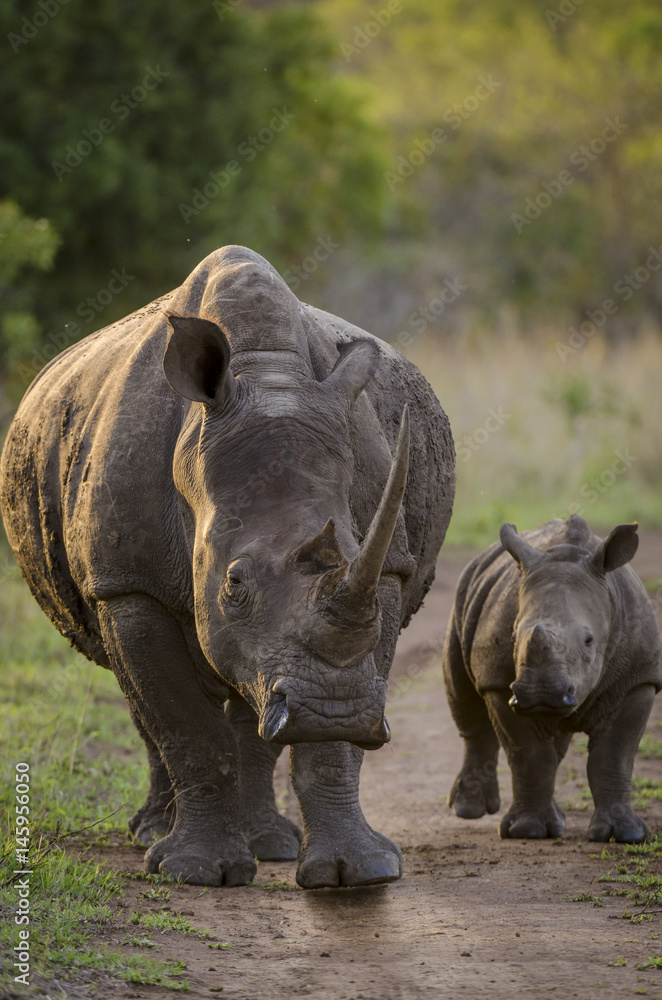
[584,634,593,647]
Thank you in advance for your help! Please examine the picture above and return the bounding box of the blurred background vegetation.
[1,0,661,540]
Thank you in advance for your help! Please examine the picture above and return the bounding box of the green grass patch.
[0,834,190,994]
[139,886,171,901]
[124,934,157,948]
[0,560,148,840]
[568,892,604,906]
[638,736,662,760]
[632,778,662,809]
[637,955,662,970]
[129,909,214,939]
[248,879,298,892]
[0,557,192,993]
[586,837,662,922]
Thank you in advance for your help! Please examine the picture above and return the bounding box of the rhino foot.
[249,814,302,861]
[129,802,175,845]
[500,801,565,839]
[448,770,500,819]
[296,825,402,889]
[144,831,257,886]
[588,806,649,844]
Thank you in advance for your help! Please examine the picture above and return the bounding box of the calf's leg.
[486,691,568,838]
[444,624,501,817]
[98,594,256,886]
[587,683,655,844]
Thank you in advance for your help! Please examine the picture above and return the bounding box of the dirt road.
[91,536,662,1000]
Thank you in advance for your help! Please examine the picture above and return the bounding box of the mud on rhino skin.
[0,245,455,888]
[444,515,662,843]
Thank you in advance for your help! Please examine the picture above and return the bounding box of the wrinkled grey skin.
[1,245,454,887]
[444,516,662,843]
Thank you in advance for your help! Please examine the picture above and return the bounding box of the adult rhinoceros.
[1,245,454,887]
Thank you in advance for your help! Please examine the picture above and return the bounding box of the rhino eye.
[224,561,250,603]
[584,633,593,647]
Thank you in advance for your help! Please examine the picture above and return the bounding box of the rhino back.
[0,294,194,664]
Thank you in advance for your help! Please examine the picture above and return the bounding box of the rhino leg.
[225,693,302,861]
[98,594,256,887]
[587,683,655,844]
[486,692,569,839]
[290,741,402,888]
[127,706,175,845]
[444,624,501,818]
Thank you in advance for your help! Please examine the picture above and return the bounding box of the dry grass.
[407,330,662,545]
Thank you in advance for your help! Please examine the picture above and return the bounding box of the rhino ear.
[163,315,234,405]
[500,523,542,573]
[591,522,639,575]
[322,340,380,405]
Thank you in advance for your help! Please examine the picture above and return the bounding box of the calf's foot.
[588,805,649,844]
[500,800,565,839]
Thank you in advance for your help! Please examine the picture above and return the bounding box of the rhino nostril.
[260,693,290,742]
[563,688,577,708]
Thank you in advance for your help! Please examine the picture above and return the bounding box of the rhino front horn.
[316,405,410,651]
[344,404,410,610]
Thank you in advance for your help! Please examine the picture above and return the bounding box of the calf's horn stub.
[313,405,410,651]
[500,523,543,573]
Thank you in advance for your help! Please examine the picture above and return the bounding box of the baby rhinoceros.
[444,516,662,843]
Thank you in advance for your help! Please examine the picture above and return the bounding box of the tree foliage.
[0,200,58,402]
[319,0,662,335]
[0,1,388,348]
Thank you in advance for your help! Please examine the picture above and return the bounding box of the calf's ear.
[163,315,234,406]
[591,522,639,575]
[500,523,542,573]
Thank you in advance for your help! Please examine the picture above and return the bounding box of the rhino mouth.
[508,694,577,719]
[258,687,390,749]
